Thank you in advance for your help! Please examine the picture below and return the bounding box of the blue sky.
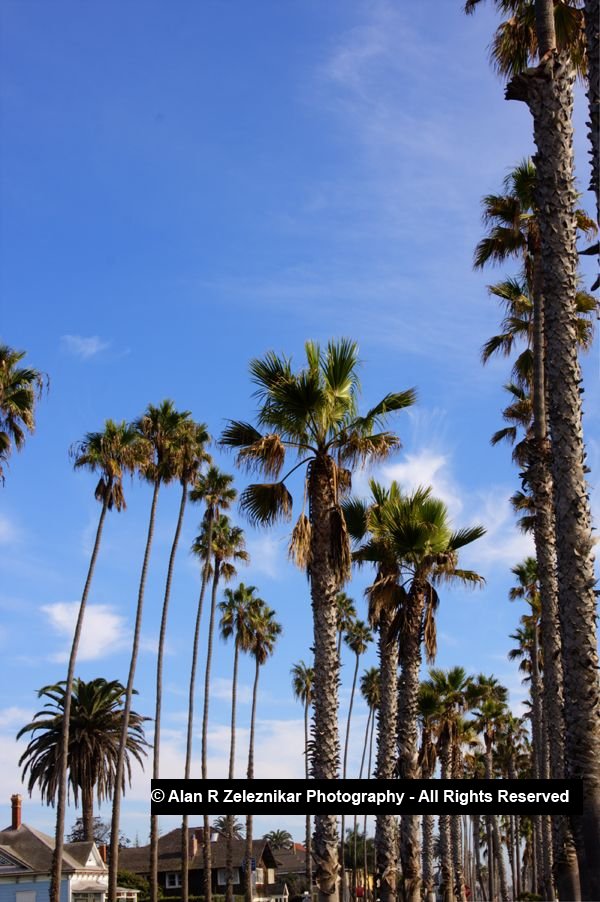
[1,0,598,846]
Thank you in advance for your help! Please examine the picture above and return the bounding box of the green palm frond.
[337,431,401,469]
[448,526,487,551]
[220,420,263,450]
[249,351,292,396]
[352,389,418,431]
[239,481,293,526]
[341,497,370,543]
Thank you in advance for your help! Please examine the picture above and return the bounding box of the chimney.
[190,829,202,858]
[11,794,22,830]
[99,844,107,864]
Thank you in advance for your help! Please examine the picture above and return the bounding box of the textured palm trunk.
[507,41,600,900]
[528,260,580,901]
[109,479,160,902]
[151,481,188,902]
[341,652,360,902]
[364,715,374,902]
[201,557,222,902]
[530,627,554,901]
[375,612,398,902]
[245,657,260,902]
[49,494,109,902]
[181,512,214,902]
[471,815,485,902]
[483,737,508,902]
[225,638,241,902]
[450,746,466,902]
[397,584,425,902]
[584,0,599,232]
[82,784,95,843]
[309,455,342,902]
[438,741,454,902]
[304,698,313,892]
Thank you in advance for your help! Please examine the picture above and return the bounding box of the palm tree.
[109,400,184,902]
[244,603,282,902]
[467,5,600,894]
[196,515,249,902]
[340,620,372,902]
[48,421,140,902]
[469,676,510,902]
[221,339,416,902]
[336,592,357,659]
[584,0,599,240]
[181,467,236,902]
[368,487,485,901]
[150,416,210,902]
[264,830,293,850]
[214,816,244,839]
[18,679,148,840]
[0,344,46,483]
[220,583,261,902]
[417,683,439,902]
[291,660,315,890]
[359,668,379,902]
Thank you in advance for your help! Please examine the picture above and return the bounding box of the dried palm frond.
[330,504,351,584]
[289,513,312,572]
[239,481,293,527]
[237,432,286,477]
[423,583,440,664]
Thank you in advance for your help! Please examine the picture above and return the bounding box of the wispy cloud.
[246,534,286,581]
[0,514,20,546]
[41,601,130,662]
[211,677,253,705]
[61,334,110,359]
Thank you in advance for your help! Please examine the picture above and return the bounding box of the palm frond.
[342,497,370,543]
[220,420,263,449]
[289,513,312,572]
[448,526,486,551]
[239,482,293,527]
[352,389,417,431]
[337,431,401,469]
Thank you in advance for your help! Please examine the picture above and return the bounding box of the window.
[16,893,36,902]
[267,869,275,884]
[255,868,264,885]
[165,873,181,889]
[217,869,240,886]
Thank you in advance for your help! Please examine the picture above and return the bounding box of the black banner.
[150,778,581,815]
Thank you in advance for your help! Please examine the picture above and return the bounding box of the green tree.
[291,660,314,888]
[18,679,147,842]
[49,421,140,902]
[0,344,46,483]
[244,603,282,902]
[221,338,415,902]
[263,830,293,850]
[109,401,184,902]
[181,467,237,902]
[150,416,210,902]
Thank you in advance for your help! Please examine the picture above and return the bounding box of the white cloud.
[61,335,109,359]
[0,514,20,546]
[382,450,464,518]
[41,602,130,662]
[245,535,285,580]
[461,488,535,570]
[0,706,34,729]
[211,677,253,705]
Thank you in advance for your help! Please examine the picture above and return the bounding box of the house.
[0,795,136,902]
[119,829,286,902]
[268,845,308,883]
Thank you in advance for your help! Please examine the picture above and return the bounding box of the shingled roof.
[0,824,105,875]
[119,830,276,874]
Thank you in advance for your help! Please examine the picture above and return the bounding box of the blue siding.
[0,878,69,902]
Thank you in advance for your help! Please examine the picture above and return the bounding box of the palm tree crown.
[0,344,46,482]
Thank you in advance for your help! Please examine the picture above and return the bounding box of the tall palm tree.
[48,421,140,902]
[109,400,184,902]
[340,620,372,902]
[371,488,485,901]
[150,417,210,902]
[336,592,357,660]
[469,675,510,902]
[18,679,148,840]
[196,515,249,902]
[417,683,439,902]
[359,668,379,902]
[264,830,293,850]
[467,5,600,894]
[0,344,46,483]
[214,816,244,839]
[181,467,236,902]
[291,660,315,890]
[244,603,282,902]
[220,583,261,902]
[221,339,416,902]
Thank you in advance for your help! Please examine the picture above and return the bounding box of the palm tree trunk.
[584,0,599,235]
[308,456,342,902]
[82,783,95,843]
[304,698,313,894]
[341,652,360,902]
[245,657,260,902]
[507,22,600,896]
[181,513,214,902]
[151,481,188,902]
[225,639,241,902]
[49,494,110,902]
[450,746,466,902]
[202,557,222,902]
[471,815,485,902]
[397,586,425,902]
[364,716,374,902]
[109,479,161,902]
[439,741,454,902]
[375,612,398,902]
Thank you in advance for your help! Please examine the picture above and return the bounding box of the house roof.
[0,824,106,875]
[272,847,307,874]
[119,830,277,875]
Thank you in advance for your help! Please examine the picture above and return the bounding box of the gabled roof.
[0,824,106,875]
[119,829,277,875]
